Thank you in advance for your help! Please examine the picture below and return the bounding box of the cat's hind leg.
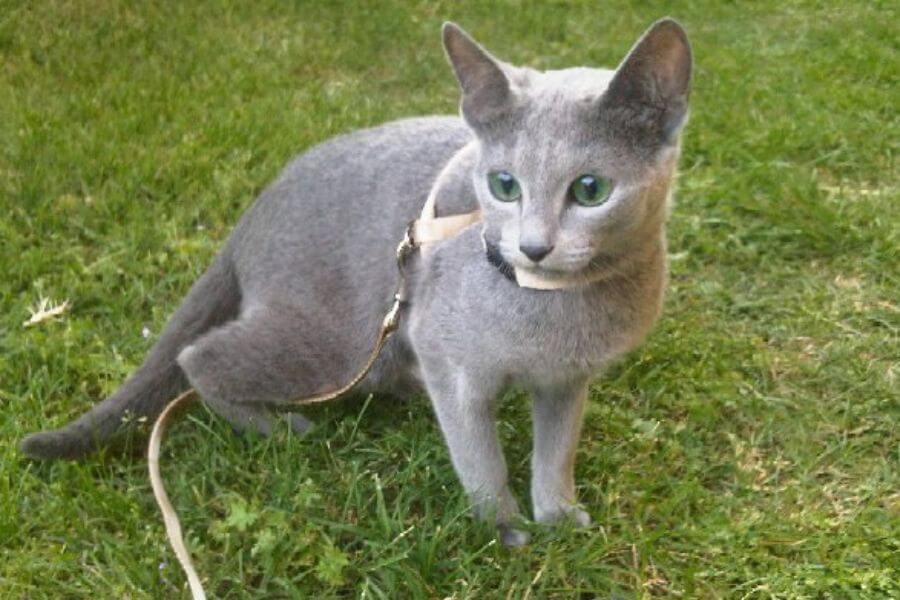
[175,303,328,436]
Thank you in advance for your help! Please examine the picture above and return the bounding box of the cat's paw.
[498,523,531,547]
[534,505,592,528]
[285,413,314,436]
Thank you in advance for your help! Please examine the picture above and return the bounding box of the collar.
[484,240,517,282]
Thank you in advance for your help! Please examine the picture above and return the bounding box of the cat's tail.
[20,253,241,461]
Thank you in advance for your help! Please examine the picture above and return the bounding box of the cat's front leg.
[530,377,592,527]
[421,363,528,546]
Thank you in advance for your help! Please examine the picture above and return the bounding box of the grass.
[1,0,897,597]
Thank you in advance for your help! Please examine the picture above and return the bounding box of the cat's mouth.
[484,240,597,282]
[485,238,621,288]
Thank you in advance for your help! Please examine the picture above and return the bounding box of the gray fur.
[21,19,691,545]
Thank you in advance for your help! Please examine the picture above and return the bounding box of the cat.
[22,18,692,546]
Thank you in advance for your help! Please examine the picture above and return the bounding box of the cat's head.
[442,19,691,280]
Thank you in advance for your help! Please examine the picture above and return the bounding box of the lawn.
[1,0,897,597]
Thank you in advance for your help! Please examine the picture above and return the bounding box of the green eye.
[487,171,522,202]
[570,174,612,206]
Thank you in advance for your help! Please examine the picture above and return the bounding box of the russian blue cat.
[23,19,692,545]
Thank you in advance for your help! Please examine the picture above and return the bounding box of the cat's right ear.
[603,18,692,144]
[442,22,514,132]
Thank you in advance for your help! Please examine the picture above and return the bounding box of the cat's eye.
[570,174,612,207]
[487,171,522,202]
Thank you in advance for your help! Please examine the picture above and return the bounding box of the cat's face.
[443,20,691,280]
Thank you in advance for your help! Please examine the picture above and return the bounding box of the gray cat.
[22,19,692,546]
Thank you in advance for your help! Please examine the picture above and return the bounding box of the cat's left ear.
[442,22,515,132]
[603,18,693,144]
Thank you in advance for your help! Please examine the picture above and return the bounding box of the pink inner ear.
[637,21,692,99]
[655,53,687,99]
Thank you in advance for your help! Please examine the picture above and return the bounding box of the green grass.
[2,0,898,597]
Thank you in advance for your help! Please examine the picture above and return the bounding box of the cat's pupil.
[499,172,514,193]
[580,176,597,198]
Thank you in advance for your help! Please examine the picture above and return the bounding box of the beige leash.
[148,388,205,599]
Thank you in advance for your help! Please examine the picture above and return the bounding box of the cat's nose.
[519,243,553,263]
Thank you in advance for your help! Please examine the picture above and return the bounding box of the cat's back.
[276,115,470,197]
[231,116,471,297]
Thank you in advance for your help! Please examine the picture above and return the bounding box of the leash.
[148,388,204,598]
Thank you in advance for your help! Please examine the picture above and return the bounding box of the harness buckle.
[395,221,417,268]
[382,293,406,333]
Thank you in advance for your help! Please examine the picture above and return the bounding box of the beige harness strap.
[412,210,481,245]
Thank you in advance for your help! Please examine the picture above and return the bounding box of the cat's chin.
[515,264,572,277]
[513,254,626,287]
[495,247,598,280]
[515,264,606,286]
